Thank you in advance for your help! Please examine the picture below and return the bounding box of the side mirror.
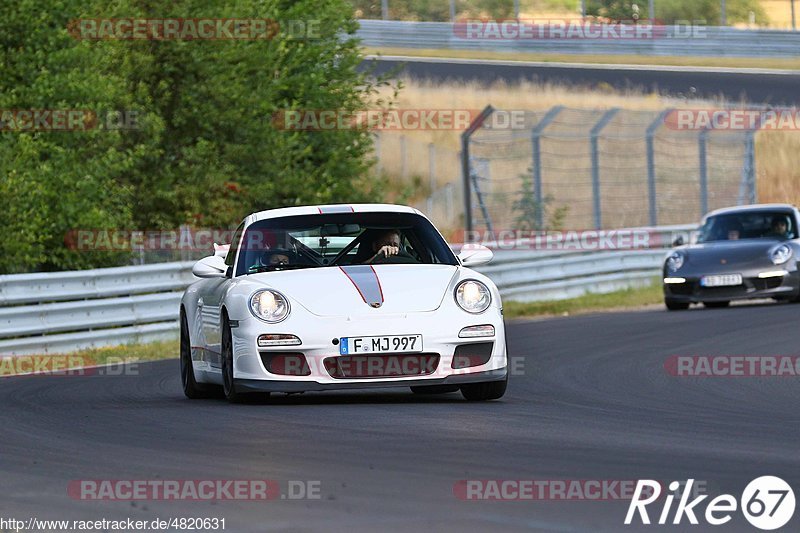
[192,255,227,278]
[458,244,493,267]
[672,235,684,247]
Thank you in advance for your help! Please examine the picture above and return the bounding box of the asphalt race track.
[363,56,800,106]
[2,303,799,532]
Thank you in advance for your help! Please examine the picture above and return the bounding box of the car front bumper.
[663,268,800,303]
[223,307,508,393]
[235,368,507,393]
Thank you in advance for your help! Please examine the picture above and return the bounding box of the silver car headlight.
[770,244,792,265]
[666,251,685,273]
[249,289,290,323]
[455,280,491,314]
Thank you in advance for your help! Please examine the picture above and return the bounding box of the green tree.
[0,0,394,273]
[349,0,515,21]
[0,0,141,273]
[586,0,765,24]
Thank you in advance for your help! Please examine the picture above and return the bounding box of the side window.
[225,222,245,272]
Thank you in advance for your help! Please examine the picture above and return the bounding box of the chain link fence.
[460,105,756,234]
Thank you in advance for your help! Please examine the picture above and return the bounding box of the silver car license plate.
[700,274,743,287]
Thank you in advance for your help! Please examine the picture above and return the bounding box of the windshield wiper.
[247,264,316,274]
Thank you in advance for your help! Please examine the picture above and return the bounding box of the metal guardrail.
[357,20,800,58]
[0,225,693,355]
[477,249,666,302]
[0,262,196,355]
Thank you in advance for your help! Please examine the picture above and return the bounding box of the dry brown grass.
[756,131,800,205]
[375,79,800,219]
[760,0,798,29]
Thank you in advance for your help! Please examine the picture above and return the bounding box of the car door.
[201,222,244,369]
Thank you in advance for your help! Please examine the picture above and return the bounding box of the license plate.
[339,335,423,355]
[700,274,743,287]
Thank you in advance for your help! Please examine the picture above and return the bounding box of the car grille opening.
[452,342,494,369]
[260,352,311,376]
[324,354,439,379]
[667,281,695,296]
[753,277,783,290]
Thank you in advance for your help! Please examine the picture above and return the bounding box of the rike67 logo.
[625,477,795,530]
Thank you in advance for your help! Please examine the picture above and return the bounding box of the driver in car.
[364,229,402,263]
[766,216,790,238]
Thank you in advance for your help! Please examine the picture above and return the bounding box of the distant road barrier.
[357,19,800,58]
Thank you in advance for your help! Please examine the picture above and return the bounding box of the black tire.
[665,299,690,311]
[703,301,730,308]
[460,375,507,401]
[221,314,253,403]
[180,310,214,399]
[410,385,460,395]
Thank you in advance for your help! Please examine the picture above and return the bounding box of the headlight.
[249,289,290,323]
[770,244,792,265]
[455,280,491,314]
[666,251,685,273]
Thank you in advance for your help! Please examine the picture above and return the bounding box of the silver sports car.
[663,204,800,310]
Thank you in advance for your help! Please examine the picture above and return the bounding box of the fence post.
[531,105,564,229]
[471,158,495,236]
[699,128,708,215]
[461,105,494,236]
[646,109,672,227]
[374,133,382,177]
[589,108,620,230]
[426,143,435,214]
[400,135,407,179]
[740,131,757,204]
[445,183,454,222]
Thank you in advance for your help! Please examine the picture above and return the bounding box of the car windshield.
[698,211,797,242]
[235,212,458,276]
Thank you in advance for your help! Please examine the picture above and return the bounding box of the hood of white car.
[247,264,459,316]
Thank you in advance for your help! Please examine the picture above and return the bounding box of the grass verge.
[503,281,663,319]
[0,339,178,377]
[69,339,179,365]
[364,47,800,71]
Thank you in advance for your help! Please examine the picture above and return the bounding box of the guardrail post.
[461,105,495,236]
[699,127,709,215]
[646,109,672,227]
[531,106,564,229]
[590,108,620,230]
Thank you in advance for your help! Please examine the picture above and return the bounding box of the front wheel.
[665,299,690,311]
[460,375,507,401]
[221,316,261,403]
[180,311,214,399]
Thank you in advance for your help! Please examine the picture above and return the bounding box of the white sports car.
[180,204,507,403]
